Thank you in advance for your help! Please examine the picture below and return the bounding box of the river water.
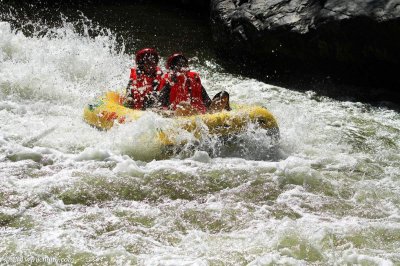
[1,2,400,265]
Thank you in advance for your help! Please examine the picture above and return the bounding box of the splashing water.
[1,14,400,265]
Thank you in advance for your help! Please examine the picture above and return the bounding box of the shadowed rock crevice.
[210,0,400,104]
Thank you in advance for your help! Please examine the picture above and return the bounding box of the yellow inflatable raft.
[83,91,279,145]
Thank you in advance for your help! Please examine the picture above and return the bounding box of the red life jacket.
[160,71,207,113]
[128,67,162,109]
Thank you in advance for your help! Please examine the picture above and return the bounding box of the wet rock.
[210,0,400,103]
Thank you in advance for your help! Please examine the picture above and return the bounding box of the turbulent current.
[1,17,400,265]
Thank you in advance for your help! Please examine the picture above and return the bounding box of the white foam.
[75,147,111,161]
[113,157,143,176]
[190,151,211,163]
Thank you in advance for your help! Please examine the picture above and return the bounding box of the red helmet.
[135,48,159,65]
[166,53,188,70]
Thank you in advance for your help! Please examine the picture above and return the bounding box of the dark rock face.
[179,0,210,9]
[210,0,400,103]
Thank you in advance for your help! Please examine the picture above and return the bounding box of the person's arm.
[201,86,212,108]
[156,83,171,108]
